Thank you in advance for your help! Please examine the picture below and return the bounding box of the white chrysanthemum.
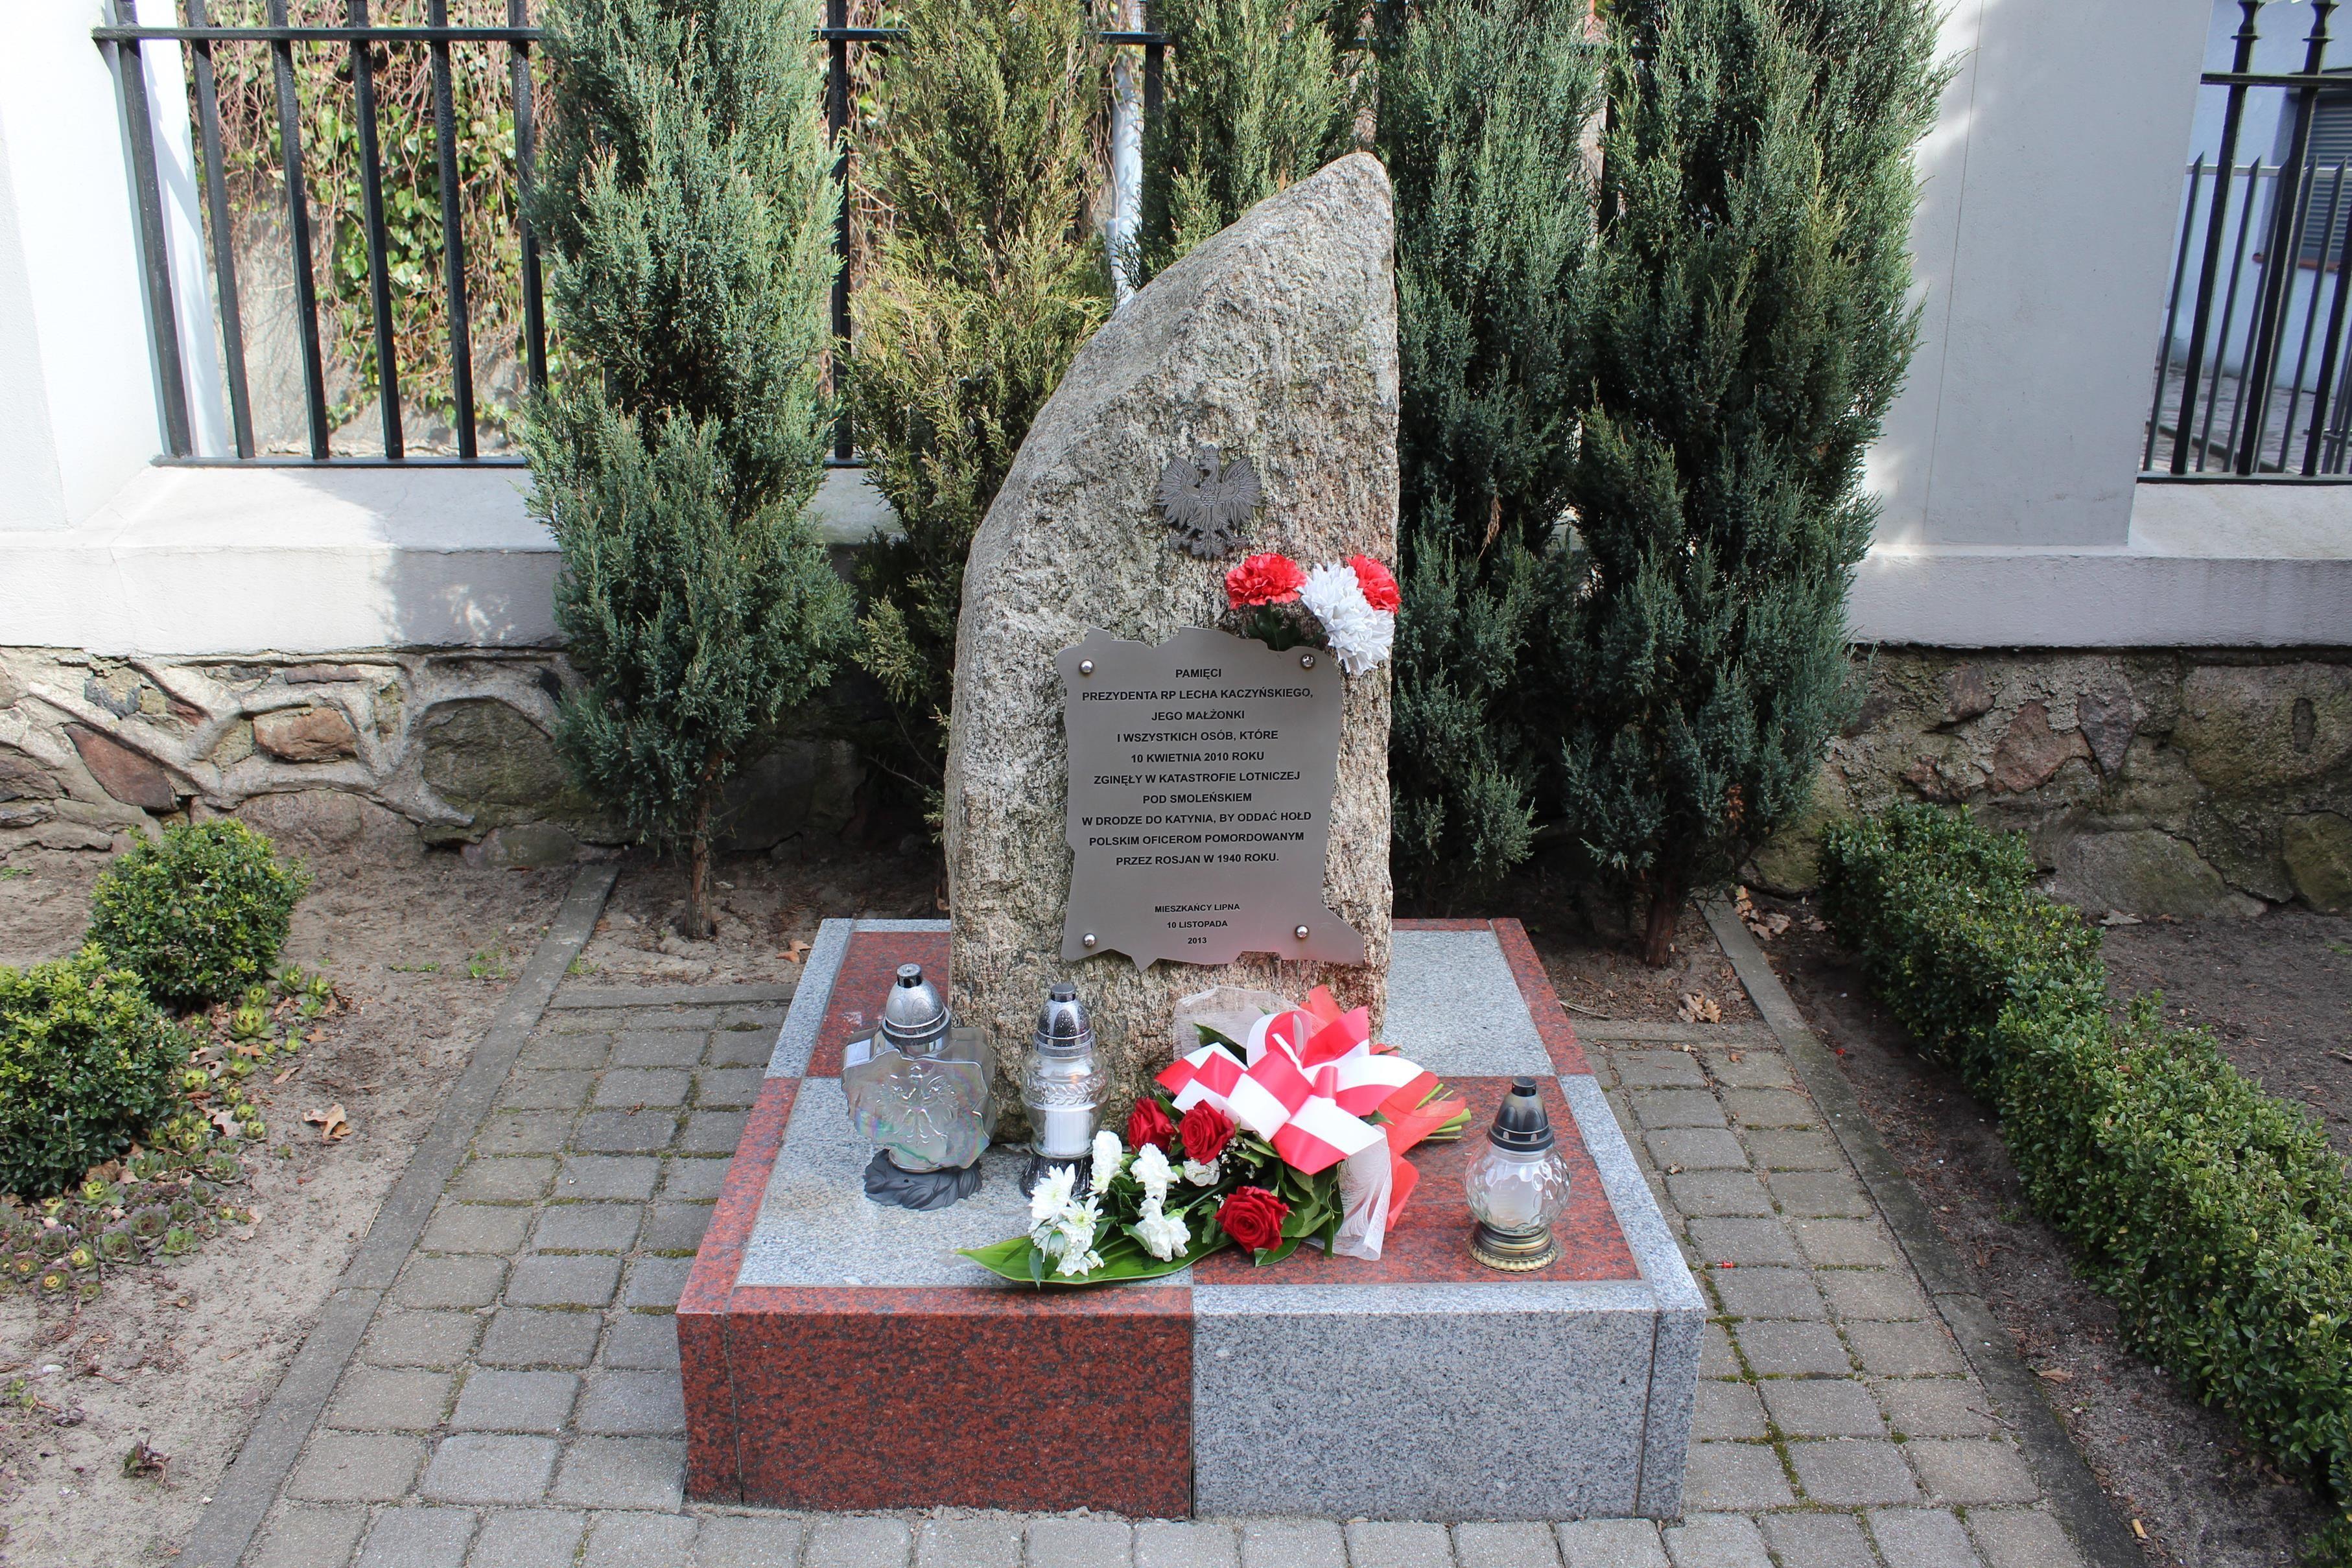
[1089,1129,1125,1194]
[1028,1163,1077,1227]
[1182,1156,1222,1187]
[1134,1199,1191,1262]
[1298,561,1394,675]
[1130,1141,1173,1204]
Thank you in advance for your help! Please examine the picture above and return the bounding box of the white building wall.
[0,1,167,530]
[1868,0,2214,548]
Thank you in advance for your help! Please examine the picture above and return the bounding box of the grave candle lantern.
[841,963,993,1210]
[1021,983,1103,1193]
[1463,1077,1573,1271]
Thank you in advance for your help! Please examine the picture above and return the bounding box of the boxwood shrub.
[1820,803,2352,1562]
[86,819,310,1008]
[0,946,193,1199]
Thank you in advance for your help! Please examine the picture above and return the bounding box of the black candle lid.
[1487,1077,1555,1151]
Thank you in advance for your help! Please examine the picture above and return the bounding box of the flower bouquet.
[959,985,1467,1285]
[1221,552,1399,675]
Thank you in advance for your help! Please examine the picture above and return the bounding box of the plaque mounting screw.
[1082,933,1098,949]
[1294,924,1310,941]
[1079,659,1094,676]
[1299,653,1316,670]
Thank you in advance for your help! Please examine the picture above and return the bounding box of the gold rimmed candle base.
[1470,1223,1558,1272]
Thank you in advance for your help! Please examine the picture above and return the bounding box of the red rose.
[1178,1102,1235,1165]
[1225,552,1306,607]
[1348,554,1401,612]
[1125,1096,1175,1151]
[1217,1185,1290,1254]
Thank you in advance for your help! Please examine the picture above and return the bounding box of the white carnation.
[1134,1199,1192,1262]
[1028,1163,1077,1227]
[1089,1129,1125,1194]
[1131,1141,1174,1204]
[1182,1156,1223,1187]
[1298,561,1394,676]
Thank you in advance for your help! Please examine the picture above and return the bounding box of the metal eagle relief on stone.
[1060,626,1363,969]
[1157,445,1260,559]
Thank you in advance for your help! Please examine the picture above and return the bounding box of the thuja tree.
[1132,0,1354,283]
[1542,0,1943,963]
[850,0,1111,812]
[525,0,854,935]
[1376,0,1599,903]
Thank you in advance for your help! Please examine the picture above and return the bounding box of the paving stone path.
[218,955,2108,1568]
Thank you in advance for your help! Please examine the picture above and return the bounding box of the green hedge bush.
[85,820,309,1009]
[1820,803,2352,1561]
[0,946,194,1199]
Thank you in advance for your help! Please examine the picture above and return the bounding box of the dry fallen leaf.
[272,1065,300,1085]
[783,939,812,965]
[1676,992,1723,1025]
[303,1105,351,1142]
[2035,1368,2073,1383]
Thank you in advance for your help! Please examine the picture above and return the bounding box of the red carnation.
[1178,1102,1236,1165]
[1348,554,1401,612]
[1225,552,1306,607]
[1125,1096,1175,1152]
[1217,1185,1290,1254]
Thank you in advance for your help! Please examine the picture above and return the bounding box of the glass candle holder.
[1021,983,1103,1192]
[1463,1077,1573,1270]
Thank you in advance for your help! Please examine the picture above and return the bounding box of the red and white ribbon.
[1159,1001,1421,1174]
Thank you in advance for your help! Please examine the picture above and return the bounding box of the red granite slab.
[681,1074,799,1499]
[1190,1075,1639,1285]
[1492,917,1589,1075]
[723,1284,1192,1514]
[805,928,951,1077]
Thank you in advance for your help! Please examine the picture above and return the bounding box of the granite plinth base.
[681,918,1700,1521]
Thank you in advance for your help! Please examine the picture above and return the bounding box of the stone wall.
[1750,648,2352,917]
[8,638,2344,919]
[0,647,863,867]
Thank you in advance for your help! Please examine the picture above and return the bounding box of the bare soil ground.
[0,833,942,1567]
[1752,889,2347,1568]
[0,845,570,1568]
[2101,911,2352,1156]
[567,839,938,988]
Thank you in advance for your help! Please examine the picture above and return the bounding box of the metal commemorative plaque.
[1058,625,1365,968]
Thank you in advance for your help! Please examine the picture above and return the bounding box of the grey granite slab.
[1561,1073,1702,1519]
[767,918,852,1078]
[1192,1282,1658,1520]
[735,1077,1190,1291]
[1382,929,1554,1076]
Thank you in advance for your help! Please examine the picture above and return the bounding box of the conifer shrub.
[526,0,855,933]
[85,820,309,1009]
[1544,0,1944,962]
[1133,0,1354,284]
[848,0,1111,813]
[1375,0,1598,901]
[1820,804,2352,1560]
[0,947,193,1199]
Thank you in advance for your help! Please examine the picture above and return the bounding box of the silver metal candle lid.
[878,964,949,1057]
[1031,982,1093,1057]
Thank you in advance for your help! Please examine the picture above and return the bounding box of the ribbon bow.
[1158,987,1464,1256]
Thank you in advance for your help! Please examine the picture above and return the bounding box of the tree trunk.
[1640,869,1685,968]
[683,773,720,941]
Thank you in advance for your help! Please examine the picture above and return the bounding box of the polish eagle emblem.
[1156,445,1260,559]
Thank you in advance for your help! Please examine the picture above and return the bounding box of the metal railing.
[93,2,1168,467]
[2145,0,2352,478]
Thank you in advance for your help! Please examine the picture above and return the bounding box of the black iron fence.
[2145,0,2352,479]
[92,1,1166,467]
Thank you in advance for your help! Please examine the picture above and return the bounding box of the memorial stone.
[945,152,1400,1117]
